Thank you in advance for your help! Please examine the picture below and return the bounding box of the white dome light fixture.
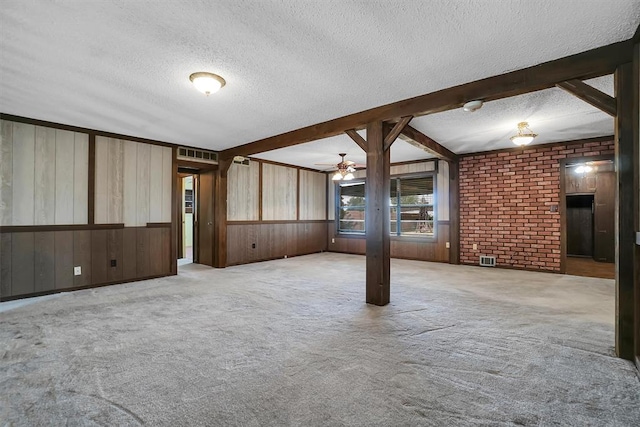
[189,72,226,95]
[462,100,483,112]
[510,121,537,146]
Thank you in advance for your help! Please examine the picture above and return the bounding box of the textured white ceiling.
[1,1,638,166]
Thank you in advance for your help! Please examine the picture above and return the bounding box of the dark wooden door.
[594,172,615,262]
[566,195,594,257]
[198,170,215,266]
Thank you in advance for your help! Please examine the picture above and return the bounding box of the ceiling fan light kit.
[189,72,226,95]
[510,121,537,146]
[326,153,357,181]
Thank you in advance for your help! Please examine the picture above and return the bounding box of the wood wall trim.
[0,273,170,302]
[227,220,328,225]
[219,40,631,159]
[296,169,300,220]
[170,147,178,275]
[0,113,202,150]
[460,135,615,158]
[448,161,460,264]
[0,224,125,233]
[250,157,324,174]
[258,161,263,221]
[146,222,172,228]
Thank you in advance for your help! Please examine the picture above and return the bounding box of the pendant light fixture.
[189,72,226,95]
[510,121,537,146]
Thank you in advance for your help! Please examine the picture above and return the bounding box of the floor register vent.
[479,255,496,267]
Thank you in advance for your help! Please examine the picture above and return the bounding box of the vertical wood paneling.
[0,234,11,298]
[437,160,450,222]
[0,121,13,226]
[149,145,164,222]
[55,129,75,224]
[34,232,55,293]
[299,170,326,220]
[161,147,172,223]
[34,126,56,225]
[94,136,109,224]
[122,227,137,280]
[73,133,89,224]
[54,231,74,289]
[262,163,297,220]
[12,123,35,225]
[149,228,169,276]
[11,232,34,295]
[136,227,150,277]
[107,229,123,282]
[227,161,259,220]
[136,143,151,226]
[73,230,92,287]
[107,139,124,223]
[91,230,108,284]
[122,140,138,226]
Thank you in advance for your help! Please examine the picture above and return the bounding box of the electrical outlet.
[473,244,478,250]
[331,238,335,244]
[251,243,256,249]
[445,241,450,249]
[284,255,287,259]
[74,266,81,276]
[110,259,117,267]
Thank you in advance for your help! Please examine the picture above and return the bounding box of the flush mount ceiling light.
[462,100,483,112]
[189,72,226,95]
[510,121,537,146]
[575,165,593,174]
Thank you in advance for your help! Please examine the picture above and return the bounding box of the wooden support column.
[365,121,390,305]
[614,62,635,360]
[213,159,232,268]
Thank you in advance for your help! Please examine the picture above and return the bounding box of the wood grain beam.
[220,40,632,159]
[383,116,413,152]
[556,79,617,116]
[400,125,458,162]
[345,129,368,152]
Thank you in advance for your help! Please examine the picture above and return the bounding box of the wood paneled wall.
[262,163,297,220]
[0,226,170,299]
[0,120,88,225]
[95,137,172,226]
[227,222,327,265]
[227,161,259,220]
[327,222,450,263]
[299,170,326,220]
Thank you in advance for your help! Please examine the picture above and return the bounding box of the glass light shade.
[332,172,343,181]
[575,165,593,174]
[510,135,535,146]
[189,72,226,95]
[343,173,355,180]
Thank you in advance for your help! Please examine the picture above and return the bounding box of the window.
[337,181,365,233]
[336,174,436,238]
[390,175,435,237]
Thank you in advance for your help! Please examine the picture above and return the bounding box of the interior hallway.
[1,253,638,426]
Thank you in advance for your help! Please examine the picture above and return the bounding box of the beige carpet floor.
[1,253,639,426]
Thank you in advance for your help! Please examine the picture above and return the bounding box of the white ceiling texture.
[1,1,638,170]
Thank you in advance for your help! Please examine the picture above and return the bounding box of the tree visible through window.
[338,181,365,233]
[336,174,436,237]
[390,176,435,237]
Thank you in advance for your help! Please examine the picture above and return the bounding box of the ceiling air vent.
[233,156,250,166]
[479,255,496,267]
[177,147,218,164]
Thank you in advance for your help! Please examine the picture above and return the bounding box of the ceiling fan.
[315,153,363,181]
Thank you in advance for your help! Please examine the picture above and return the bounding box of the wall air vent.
[177,147,218,164]
[479,255,496,267]
[233,156,250,166]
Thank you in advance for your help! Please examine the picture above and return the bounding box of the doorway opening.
[563,158,615,279]
[178,173,196,266]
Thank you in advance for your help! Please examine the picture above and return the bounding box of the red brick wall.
[459,139,614,272]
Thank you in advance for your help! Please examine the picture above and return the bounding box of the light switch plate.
[74,266,81,276]
[445,241,450,249]
[472,244,478,250]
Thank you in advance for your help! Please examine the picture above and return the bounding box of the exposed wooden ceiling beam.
[345,129,368,151]
[220,39,632,159]
[400,125,458,162]
[556,79,617,116]
[383,116,412,152]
